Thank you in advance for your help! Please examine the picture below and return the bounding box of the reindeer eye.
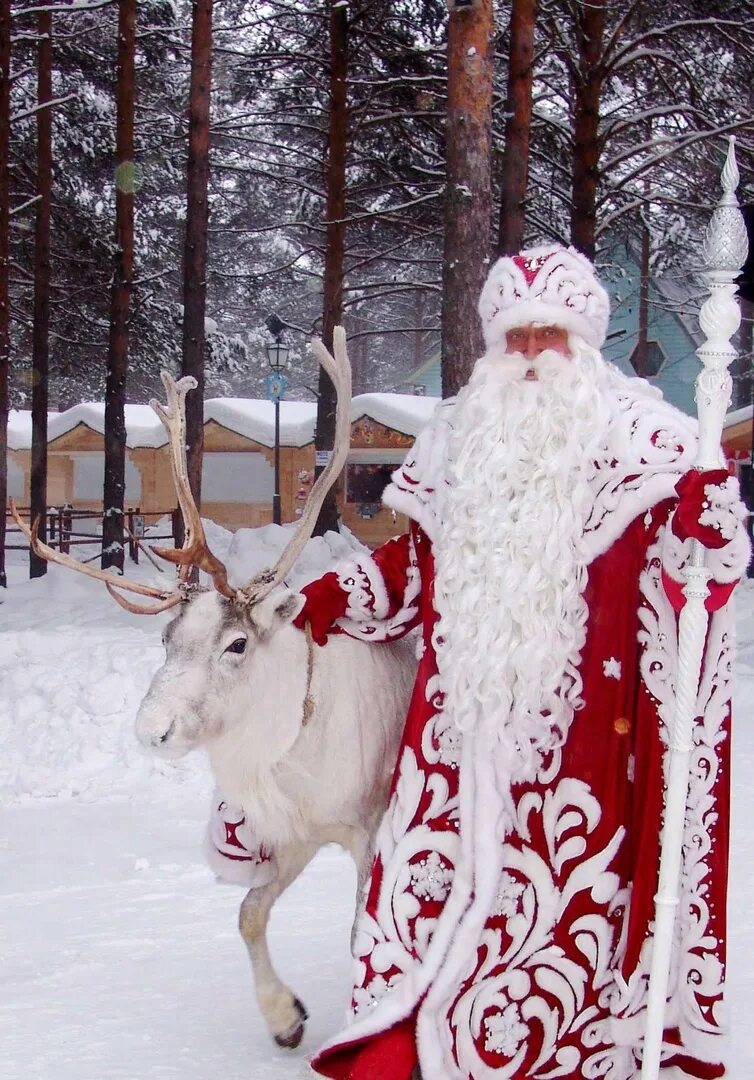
[226,638,247,655]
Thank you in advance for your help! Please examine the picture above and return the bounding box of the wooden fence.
[4,506,180,565]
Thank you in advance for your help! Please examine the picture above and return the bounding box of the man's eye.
[226,638,247,655]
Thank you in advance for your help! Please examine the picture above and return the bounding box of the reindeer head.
[134,586,306,759]
[11,328,352,761]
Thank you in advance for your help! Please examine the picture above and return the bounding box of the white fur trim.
[334,534,422,642]
[203,798,278,888]
[478,245,611,351]
[662,516,751,587]
[482,296,605,350]
[336,552,391,622]
[313,734,477,1056]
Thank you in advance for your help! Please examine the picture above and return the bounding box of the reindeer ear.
[251,588,306,639]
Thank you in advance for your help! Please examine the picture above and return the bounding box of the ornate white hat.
[478,244,610,351]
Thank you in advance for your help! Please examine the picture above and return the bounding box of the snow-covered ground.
[1,528,753,1079]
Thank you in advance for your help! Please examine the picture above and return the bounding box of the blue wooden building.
[600,244,703,416]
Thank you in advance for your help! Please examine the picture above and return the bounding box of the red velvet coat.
[307,375,749,1080]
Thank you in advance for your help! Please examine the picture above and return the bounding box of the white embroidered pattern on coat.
[442,779,626,1079]
[494,871,525,918]
[484,1000,529,1056]
[603,657,622,680]
[336,534,422,641]
[410,851,453,902]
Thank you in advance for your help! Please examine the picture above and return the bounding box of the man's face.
[505,323,571,365]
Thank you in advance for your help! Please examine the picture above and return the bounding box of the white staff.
[641,136,749,1079]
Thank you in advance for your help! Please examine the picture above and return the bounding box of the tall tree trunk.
[313,0,347,537]
[30,10,53,579]
[0,0,11,589]
[635,220,650,377]
[497,0,538,256]
[570,0,605,260]
[102,0,136,571]
[181,0,213,509]
[634,120,654,378]
[414,289,426,371]
[441,0,494,397]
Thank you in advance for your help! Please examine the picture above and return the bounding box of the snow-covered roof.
[6,393,441,451]
[204,398,317,448]
[48,403,168,448]
[7,410,34,452]
[351,392,439,437]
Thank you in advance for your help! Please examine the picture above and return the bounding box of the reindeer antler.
[9,500,184,614]
[237,325,352,605]
[148,373,235,600]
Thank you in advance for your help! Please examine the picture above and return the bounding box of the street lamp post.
[265,334,290,526]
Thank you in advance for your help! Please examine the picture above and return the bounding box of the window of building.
[201,452,274,503]
[72,453,141,501]
[345,449,407,514]
[629,340,666,377]
[346,463,395,505]
[7,457,24,498]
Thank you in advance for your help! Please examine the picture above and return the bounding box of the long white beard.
[432,339,611,785]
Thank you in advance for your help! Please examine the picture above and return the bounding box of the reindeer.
[12,329,416,1050]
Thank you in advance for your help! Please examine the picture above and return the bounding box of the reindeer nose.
[154,720,176,746]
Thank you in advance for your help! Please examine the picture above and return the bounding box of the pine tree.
[314,0,348,537]
[102,0,136,571]
[441,0,494,395]
[182,0,214,508]
[0,0,11,589]
[497,0,538,256]
[29,7,53,579]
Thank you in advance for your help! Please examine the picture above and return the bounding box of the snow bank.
[0,521,362,804]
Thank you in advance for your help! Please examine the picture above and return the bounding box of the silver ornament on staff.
[640,136,749,1079]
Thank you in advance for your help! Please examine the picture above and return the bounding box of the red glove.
[293,572,349,646]
[672,468,743,550]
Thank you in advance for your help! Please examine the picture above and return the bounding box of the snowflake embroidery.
[484,1002,529,1057]
[409,851,453,901]
[494,871,525,918]
[603,657,622,680]
[352,973,401,1013]
[437,724,461,769]
[699,477,745,540]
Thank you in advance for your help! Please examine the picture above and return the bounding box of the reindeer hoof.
[274,997,308,1049]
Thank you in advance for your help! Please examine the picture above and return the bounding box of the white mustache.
[469,348,572,389]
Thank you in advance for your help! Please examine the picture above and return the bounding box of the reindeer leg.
[238,841,319,1049]
[342,827,375,953]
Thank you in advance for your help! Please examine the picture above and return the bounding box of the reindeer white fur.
[135,586,415,1047]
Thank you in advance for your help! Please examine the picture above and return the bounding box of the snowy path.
[0,792,357,1080]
